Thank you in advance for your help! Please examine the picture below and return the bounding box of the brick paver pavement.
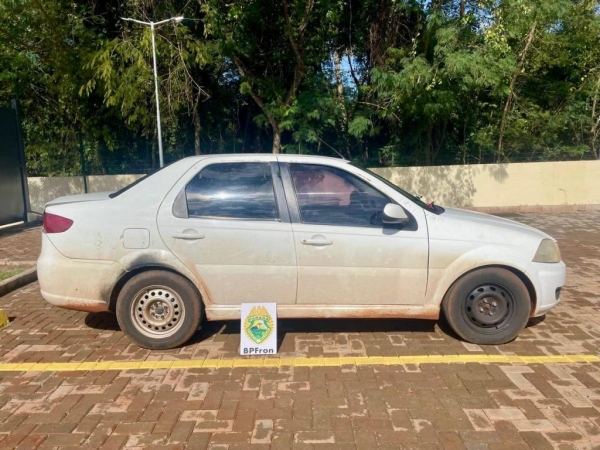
[0,223,41,264]
[0,212,598,449]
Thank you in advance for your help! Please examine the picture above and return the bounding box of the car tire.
[116,270,202,350]
[442,268,531,345]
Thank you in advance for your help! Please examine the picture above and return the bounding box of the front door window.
[289,163,390,227]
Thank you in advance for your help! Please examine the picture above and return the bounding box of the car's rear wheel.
[116,271,202,349]
[442,268,531,345]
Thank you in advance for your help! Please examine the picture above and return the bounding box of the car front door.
[157,159,297,305]
[281,162,428,305]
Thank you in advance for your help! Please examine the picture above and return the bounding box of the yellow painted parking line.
[201,359,220,368]
[262,359,281,368]
[279,358,295,367]
[0,354,597,372]
[217,359,234,369]
[172,360,197,369]
[233,358,262,368]
[339,357,356,365]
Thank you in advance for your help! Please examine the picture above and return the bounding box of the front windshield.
[355,165,440,212]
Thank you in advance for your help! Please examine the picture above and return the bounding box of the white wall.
[27,160,600,214]
[371,160,600,212]
[27,175,144,213]
[86,175,145,193]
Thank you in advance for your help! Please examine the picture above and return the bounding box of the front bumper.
[529,260,566,317]
[38,233,124,313]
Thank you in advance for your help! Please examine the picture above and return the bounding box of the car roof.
[179,153,350,164]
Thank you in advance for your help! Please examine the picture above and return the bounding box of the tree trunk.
[460,0,466,18]
[242,112,250,153]
[423,0,440,58]
[347,54,361,90]
[233,57,284,154]
[281,0,313,107]
[497,20,536,159]
[193,109,201,155]
[334,50,351,159]
[425,125,433,166]
[272,125,282,154]
[334,51,346,117]
[589,75,600,159]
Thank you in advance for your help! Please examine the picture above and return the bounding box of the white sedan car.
[38,154,566,349]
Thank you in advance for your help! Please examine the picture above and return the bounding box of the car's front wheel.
[442,268,531,345]
[116,270,202,349]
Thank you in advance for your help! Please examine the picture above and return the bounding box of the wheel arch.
[108,265,204,312]
[441,264,537,316]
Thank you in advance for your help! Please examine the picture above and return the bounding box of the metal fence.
[24,150,155,214]
[27,177,85,214]
[23,144,598,216]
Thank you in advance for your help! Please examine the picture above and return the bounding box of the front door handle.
[301,237,332,246]
[172,233,205,240]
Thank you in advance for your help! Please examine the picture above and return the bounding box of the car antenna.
[316,136,348,161]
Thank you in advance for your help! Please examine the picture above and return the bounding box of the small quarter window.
[185,162,278,220]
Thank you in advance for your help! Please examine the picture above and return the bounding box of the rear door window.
[185,162,278,220]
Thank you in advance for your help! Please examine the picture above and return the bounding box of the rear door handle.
[301,238,332,246]
[172,233,204,240]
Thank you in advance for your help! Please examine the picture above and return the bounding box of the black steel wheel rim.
[462,283,517,334]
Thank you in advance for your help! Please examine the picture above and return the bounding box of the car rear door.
[280,161,428,305]
[157,157,297,305]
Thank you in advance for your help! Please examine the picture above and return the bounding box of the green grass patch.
[0,267,27,282]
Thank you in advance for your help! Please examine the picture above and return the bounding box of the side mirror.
[382,203,408,224]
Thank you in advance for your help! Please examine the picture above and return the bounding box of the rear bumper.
[529,261,566,317]
[37,233,124,313]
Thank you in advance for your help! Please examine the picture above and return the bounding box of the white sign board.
[240,303,277,356]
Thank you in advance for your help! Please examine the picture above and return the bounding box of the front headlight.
[533,239,561,263]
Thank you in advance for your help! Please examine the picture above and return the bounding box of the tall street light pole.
[121,16,184,168]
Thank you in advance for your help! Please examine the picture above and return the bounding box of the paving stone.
[1,213,600,448]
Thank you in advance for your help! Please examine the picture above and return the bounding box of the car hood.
[435,207,553,241]
[45,192,113,207]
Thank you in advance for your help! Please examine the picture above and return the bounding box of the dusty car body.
[38,154,566,349]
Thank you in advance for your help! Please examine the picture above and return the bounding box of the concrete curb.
[0,267,37,298]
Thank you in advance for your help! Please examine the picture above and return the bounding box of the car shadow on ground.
[527,315,546,327]
[211,318,438,335]
[186,314,546,348]
[83,312,546,349]
[187,317,444,348]
[84,312,442,343]
[84,312,121,331]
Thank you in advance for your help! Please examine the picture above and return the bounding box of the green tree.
[2,0,599,174]
[202,0,342,153]
[83,0,213,163]
[0,0,102,175]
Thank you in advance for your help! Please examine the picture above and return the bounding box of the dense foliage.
[1,0,599,175]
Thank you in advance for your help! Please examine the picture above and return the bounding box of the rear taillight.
[43,212,73,233]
